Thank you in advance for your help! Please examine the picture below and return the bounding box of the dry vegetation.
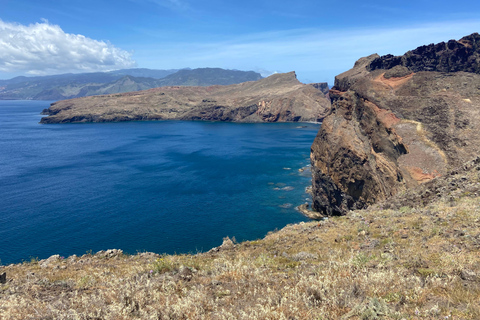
[2,164,480,319]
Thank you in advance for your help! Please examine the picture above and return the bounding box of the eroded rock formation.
[40,72,331,124]
[311,33,480,215]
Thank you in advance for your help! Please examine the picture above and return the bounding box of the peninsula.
[40,72,331,124]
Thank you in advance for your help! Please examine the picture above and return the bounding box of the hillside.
[0,68,262,100]
[1,157,479,319]
[40,72,331,124]
[310,33,480,215]
[154,68,263,86]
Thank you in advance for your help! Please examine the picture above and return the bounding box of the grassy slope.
[1,161,480,319]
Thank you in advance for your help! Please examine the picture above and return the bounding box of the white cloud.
[0,19,136,75]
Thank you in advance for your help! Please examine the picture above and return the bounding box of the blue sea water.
[0,100,320,265]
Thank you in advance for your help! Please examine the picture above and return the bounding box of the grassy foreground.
[1,164,480,319]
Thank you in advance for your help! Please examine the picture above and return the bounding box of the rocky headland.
[40,72,331,124]
[311,33,480,215]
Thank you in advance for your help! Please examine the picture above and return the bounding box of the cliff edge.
[311,33,480,215]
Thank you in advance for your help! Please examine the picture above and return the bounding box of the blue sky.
[1,0,480,84]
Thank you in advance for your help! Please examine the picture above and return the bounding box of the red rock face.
[311,34,480,215]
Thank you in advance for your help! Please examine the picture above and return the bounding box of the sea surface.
[0,100,320,265]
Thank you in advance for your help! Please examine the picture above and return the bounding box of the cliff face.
[311,33,480,215]
[40,72,330,124]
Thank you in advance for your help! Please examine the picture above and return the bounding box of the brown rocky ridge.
[311,33,480,215]
[40,72,331,124]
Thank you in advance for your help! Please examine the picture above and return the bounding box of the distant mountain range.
[0,68,263,100]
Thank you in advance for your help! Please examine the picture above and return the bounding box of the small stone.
[219,237,235,250]
[102,249,123,258]
[0,272,6,284]
[177,266,193,281]
[292,251,318,261]
[40,254,60,269]
[460,269,478,281]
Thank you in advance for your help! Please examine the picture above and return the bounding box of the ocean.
[0,100,320,265]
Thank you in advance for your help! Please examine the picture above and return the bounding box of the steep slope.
[40,72,331,123]
[311,33,480,215]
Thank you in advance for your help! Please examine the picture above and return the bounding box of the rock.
[176,266,194,282]
[211,279,222,286]
[208,237,236,253]
[311,33,480,215]
[219,237,235,250]
[67,255,77,264]
[309,82,330,95]
[368,33,480,73]
[138,252,160,258]
[0,272,6,284]
[40,255,60,269]
[97,249,123,258]
[383,65,413,79]
[460,269,478,281]
[297,203,325,220]
[291,252,318,261]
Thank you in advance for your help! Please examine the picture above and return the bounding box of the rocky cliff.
[311,33,480,215]
[40,72,330,124]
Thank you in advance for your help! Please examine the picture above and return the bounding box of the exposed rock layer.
[369,33,480,73]
[311,33,480,215]
[40,72,330,124]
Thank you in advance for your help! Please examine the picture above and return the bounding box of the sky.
[1,0,480,84]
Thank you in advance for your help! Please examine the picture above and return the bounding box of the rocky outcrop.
[311,33,480,215]
[309,82,330,95]
[369,33,480,73]
[40,72,331,124]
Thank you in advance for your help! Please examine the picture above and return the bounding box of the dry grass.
[1,191,479,319]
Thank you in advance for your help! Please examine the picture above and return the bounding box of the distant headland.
[40,72,331,124]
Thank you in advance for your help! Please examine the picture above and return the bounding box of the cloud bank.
[0,19,136,75]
